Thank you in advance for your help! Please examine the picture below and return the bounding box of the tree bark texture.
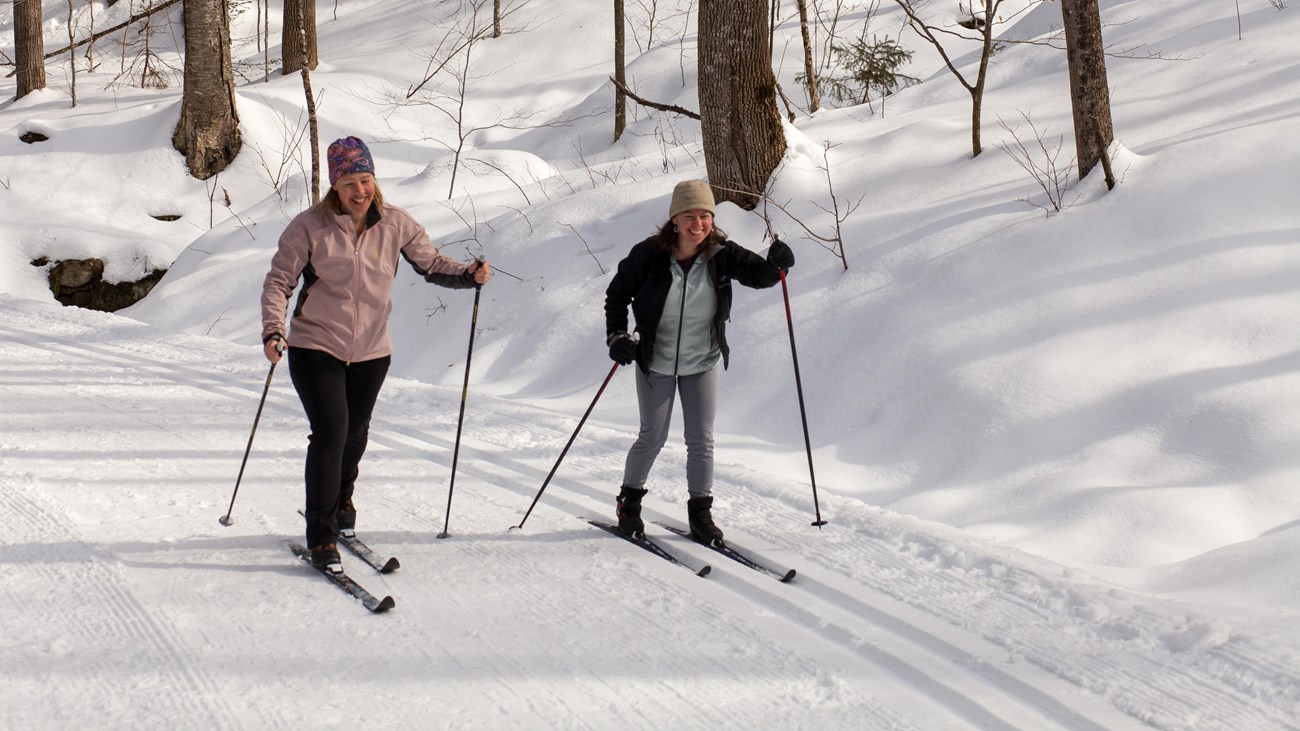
[697,0,787,210]
[796,0,819,113]
[173,0,242,179]
[282,0,318,74]
[15,0,47,98]
[614,0,626,141]
[1061,0,1114,180]
[293,0,321,203]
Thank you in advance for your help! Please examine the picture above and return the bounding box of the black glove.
[608,333,637,365]
[766,239,795,271]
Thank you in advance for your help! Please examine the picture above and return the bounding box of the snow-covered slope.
[2,0,1299,727]
[3,295,1297,729]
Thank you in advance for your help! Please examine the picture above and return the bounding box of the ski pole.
[511,359,624,531]
[437,270,484,539]
[219,346,282,526]
[779,269,828,527]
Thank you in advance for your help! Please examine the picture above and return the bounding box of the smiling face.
[671,209,713,252]
[333,172,376,221]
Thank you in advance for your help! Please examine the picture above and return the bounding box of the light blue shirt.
[650,252,720,376]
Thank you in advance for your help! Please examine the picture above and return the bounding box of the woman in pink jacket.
[261,136,491,574]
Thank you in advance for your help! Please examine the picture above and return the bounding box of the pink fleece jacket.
[261,203,474,363]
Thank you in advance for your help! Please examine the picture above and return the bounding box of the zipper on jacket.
[671,264,687,378]
[348,226,364,362]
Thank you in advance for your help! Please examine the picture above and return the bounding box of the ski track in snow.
[1,296,1298,730]
[0,459,277,729]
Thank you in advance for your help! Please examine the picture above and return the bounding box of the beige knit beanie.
[668,179,716,219]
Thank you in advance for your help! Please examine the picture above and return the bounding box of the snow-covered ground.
[1,1,1298,729]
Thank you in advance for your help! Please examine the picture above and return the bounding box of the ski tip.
[380,558,401,574]
[370,596,396,613]
[780,569,797,583]
[697,565,712,578]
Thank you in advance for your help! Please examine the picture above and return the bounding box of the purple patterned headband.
[327,136,375,185]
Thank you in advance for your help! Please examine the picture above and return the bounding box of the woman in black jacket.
[604,179,794,544]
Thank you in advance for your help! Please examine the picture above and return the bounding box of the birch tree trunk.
[698,0,787,209]
[173,0,242,179]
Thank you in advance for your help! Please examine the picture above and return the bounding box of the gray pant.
[622,367,719,497]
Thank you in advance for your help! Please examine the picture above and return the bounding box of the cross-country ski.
[288,542,395,614]
[297,509,400,574]
[587,519,712,577]
[657,522,796,582]
[339,532,401,574]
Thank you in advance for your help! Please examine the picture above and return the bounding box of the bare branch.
[42,0,183,60]
[608,75,701,120]
[996,111,1080,215]
[560,223,605,275]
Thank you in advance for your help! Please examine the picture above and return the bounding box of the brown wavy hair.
[653,219,728,255]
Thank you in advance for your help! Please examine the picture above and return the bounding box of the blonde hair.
[313,180,385,222]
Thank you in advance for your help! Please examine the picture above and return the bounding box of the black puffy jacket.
[604,235,781,373]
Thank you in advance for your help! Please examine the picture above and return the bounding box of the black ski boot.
[337,498,357,539]
[310,543,343,574]
[616,486,648,537]
[687,495,724,545]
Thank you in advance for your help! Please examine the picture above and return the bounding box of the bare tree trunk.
[282,0,318,74]
[493,0,502,37]
[15,0,47,99]
[968,0,994,157]
[84,1,94,68]
[614,0,626,141]
[263,0,269,81]
[173,0,242,179]
[66,0,76,106]
[893,0,1001,157]
[141,0,154,88]
[797,0,820,113]
[1061,0,1114,181]
[698,0,787,210]
[295,0,321,203]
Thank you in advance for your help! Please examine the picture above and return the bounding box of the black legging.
[288,347,390,548]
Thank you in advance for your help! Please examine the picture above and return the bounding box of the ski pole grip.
[471,256,487,288]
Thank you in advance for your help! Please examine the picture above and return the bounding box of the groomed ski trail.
[2,295,1297,731]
